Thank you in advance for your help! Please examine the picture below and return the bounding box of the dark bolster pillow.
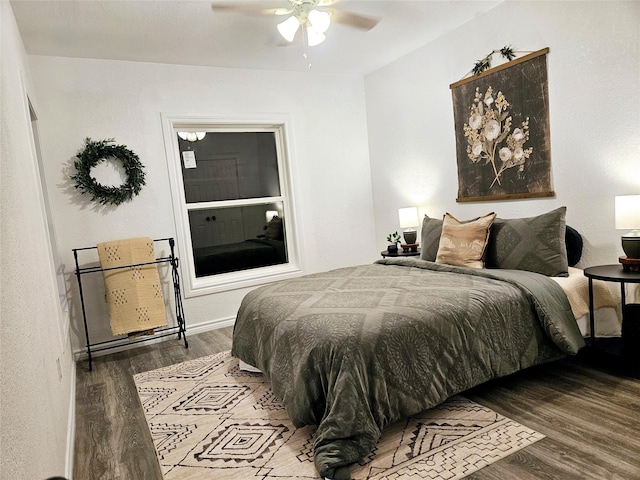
[565,225,583,267]
[420,207,582,275]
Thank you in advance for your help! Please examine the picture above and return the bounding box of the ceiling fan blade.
[330,10,380,30]
[210,2,290,16]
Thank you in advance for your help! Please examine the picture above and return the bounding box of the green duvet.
[231,258,584,479]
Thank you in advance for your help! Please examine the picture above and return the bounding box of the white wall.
[0,3,75,479]
[28,55,376,353]
[365,0,640,267]
[4,2,636,476]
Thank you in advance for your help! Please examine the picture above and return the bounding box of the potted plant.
[386,231,402,254]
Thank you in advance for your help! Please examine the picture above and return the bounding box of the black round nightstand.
[584,264,640,376]
[583,264,640,284]
[381,248,421,258]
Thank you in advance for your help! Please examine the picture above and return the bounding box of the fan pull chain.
[302,28,312,69]
[303,52,312,69]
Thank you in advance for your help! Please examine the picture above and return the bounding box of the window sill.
[185,262,303,297]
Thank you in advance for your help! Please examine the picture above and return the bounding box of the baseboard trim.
[72,316,236,361]
[185,316,235,335]
[65,358,76,479]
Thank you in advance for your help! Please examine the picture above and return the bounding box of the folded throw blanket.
[551,267,618,319]
[97,237,167,336]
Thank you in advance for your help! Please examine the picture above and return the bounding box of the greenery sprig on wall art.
[71,138,146,206]
[472,45,516,76]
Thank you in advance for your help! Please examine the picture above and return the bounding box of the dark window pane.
[189,204,287,277]
[179,132,280,203]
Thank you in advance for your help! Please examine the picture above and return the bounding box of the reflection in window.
[189,205,286,277]
[177,131,288,278]
[180,132,281,202]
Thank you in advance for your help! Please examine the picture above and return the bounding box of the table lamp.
[398,207,419,246]
[265,210,279,223]
[615,195,640,260]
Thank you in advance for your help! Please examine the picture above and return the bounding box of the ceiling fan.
[211,0,380,47]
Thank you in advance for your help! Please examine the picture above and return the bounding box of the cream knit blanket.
[97,237,167,336]
[551,267,624,319]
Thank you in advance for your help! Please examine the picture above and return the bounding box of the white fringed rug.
[134,351,544,480]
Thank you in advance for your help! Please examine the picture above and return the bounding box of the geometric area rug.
[133,351,545,480]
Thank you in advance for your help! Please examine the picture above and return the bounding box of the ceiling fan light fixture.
[308,9,330,33]
[277,15,300,42]
[177,131,206,142]
[306,26,326,46]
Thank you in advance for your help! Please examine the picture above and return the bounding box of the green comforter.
[231,258,584,479]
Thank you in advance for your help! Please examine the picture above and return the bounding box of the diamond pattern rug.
[134,351,544,479]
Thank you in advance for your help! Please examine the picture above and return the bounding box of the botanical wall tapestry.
[450,48,553,202]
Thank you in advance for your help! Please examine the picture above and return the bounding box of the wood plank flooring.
[73,328,640,479]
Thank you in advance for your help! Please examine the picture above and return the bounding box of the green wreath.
[71,138,146,206]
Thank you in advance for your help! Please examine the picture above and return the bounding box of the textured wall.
[365,0,640,267]
[0,3,74,479]
[28,55,376,353]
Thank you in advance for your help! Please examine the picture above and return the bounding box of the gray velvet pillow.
[419,214,443,261]
[264,216,283,240]
[485,207,569,277]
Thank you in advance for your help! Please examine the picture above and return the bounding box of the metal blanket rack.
[73,237,188,371]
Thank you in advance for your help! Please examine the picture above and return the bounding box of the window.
[163,116,301,297]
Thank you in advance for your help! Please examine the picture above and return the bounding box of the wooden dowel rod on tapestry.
[450,48,550,89]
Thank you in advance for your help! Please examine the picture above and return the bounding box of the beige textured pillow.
[435,212,497,268]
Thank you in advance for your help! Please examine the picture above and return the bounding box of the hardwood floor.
[73,328,233,480]
[73,328,640,479]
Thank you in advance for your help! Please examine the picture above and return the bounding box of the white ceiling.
[11,0,502,76]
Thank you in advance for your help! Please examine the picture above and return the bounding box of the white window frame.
[161,114,302,297]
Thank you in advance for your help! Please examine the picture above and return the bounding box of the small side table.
[584,265,640,372]
[381,248,421,258]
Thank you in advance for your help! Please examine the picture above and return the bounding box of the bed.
[230,207,599,479]
[194,238,286,276]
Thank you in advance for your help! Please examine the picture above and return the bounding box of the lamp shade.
[177,131,206,142]
[277,15,300,42]
[306,27,326,46]
[615,195,640,230]
[398,207,419,229]
[265,210,279,223]
[308,9,330,33]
